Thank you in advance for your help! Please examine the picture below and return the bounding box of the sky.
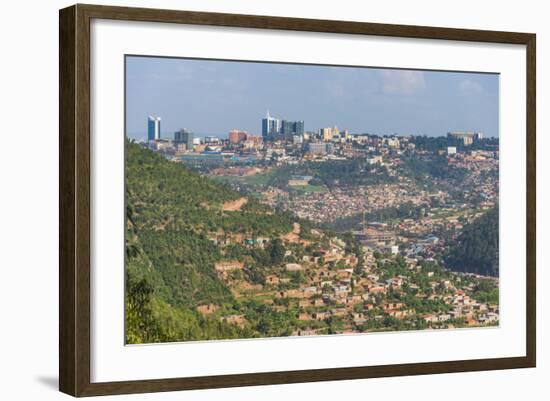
[126,56,499,140]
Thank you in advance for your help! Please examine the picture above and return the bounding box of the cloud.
[378,70,425,95]
[323,67,378,99]
[458,79,484,96]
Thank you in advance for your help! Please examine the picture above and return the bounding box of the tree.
[267,238,285,265]
[125,272,156,343]
[445,206,499,276]
[354,254,365,276]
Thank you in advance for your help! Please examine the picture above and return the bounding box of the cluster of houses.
[274,183,433,225]
[202,225,499,336]
[192,137,500,337]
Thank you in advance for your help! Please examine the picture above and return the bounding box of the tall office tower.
[261,110,281,140]
[174,128,194,151]
[280,120,294,138]
[147,116,161,141]
[280,120,305,140]
[294,120,305,136]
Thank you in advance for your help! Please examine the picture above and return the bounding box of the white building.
[147,115,161,141]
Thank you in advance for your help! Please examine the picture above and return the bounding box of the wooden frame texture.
[59,3,536,397]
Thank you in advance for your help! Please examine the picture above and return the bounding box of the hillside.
[444,206,499,276]
[125,141,296,343]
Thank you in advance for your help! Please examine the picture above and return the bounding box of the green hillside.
[445,206,499,276]
[125,141,295,343]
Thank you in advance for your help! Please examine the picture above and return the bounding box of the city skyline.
[126,56,500,344]
[126,56,499,140]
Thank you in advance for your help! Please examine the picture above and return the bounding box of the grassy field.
[243,170,277,186]
[210,167,327,194]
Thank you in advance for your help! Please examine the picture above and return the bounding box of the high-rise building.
[174,128,193,151]
[262,111,304,140]
[295,121,305,136]
[262,111,281,139]
[320,127,333,142]
[280,120,305,139]
[280,120,294,138]
[147,116,161,141]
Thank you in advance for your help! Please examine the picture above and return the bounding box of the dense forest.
[445,206,499,276]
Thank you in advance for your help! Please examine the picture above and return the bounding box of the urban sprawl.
[135,111,499,336]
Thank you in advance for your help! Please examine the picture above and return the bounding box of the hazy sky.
[126,56,499,140]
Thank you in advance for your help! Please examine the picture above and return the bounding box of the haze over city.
[126,56,499,140]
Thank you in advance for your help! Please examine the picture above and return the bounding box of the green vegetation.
[309,159,396,188]
[242,169,279,186]
[471,279,499,304]
[125,141,296,343]
[125,222,256,343]
[125,140,499,343]
[288,184,327,194]
[397,155,468,189]
[240,159,396,190]
[324,202,427,232]
[445,206,499,276]
[244,165,296,188]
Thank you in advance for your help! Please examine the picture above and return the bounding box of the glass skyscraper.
[174,128,194,151]
[262,111,304,140]
[281,120,305,139]
[261,111,280,139]
[147,116,161,141]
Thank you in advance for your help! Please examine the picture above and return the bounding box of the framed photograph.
[59,4,536,397]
